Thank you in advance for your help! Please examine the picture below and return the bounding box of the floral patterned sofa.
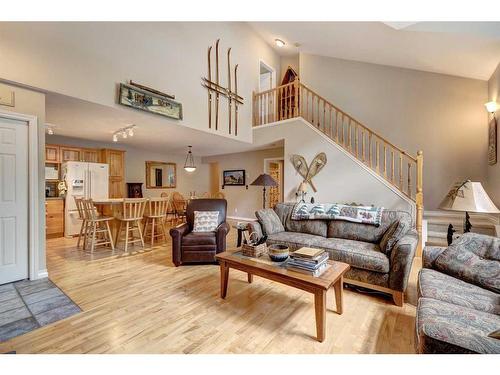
[416,233,500,354]
[248,202,418,306]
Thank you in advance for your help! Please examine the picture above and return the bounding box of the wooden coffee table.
[215,250,350,342]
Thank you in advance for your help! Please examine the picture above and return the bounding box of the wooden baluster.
[328,106,332,138]
[347,119,351,152]
[323,99,326,133]
[293,82,299,117]
[368,133,372,167]
[276,88,280,121]
[376,141,380,173]
[391,150,395,182]
[399,154,404,189]
[383,145,387,178]
[353,123,358,156]
[335,110,339,143]
[407,162,412,196]
[340,114,344,145]
[361,130,365,161]
[316,96,320,126]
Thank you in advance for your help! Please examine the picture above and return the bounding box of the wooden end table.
[215,251,350,342]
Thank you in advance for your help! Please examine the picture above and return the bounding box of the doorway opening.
[259,60,276,93]
[264,158,284,209]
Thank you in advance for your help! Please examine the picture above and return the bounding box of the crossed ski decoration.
[202,39,244,136]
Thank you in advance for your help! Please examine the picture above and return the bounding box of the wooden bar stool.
[115,198,147,253]
[143,197,169,248]
[74,196,88,249]
[81,199,115,253]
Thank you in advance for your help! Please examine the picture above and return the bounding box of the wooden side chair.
[143,197,169,248]
[161,192,175,225]
[81,199,115,253]
[115,198,147,253]
[74,196,88,249]
[172,192,187,224]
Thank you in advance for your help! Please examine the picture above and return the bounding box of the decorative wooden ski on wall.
[202,39,244,135]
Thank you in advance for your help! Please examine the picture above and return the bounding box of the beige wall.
[202,148,284,219]
[47,135,210,198]
[300,53,489,209]
[0,82,46,274]
[0,22,280,143]
[487,62,500,207]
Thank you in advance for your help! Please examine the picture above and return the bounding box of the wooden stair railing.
[253,79,424,255]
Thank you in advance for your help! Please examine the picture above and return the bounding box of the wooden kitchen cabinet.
[81,148,100,162]
[46,199,64,238]
[45,144,60,163]
[60,146,82,162]
[100,149,126,198]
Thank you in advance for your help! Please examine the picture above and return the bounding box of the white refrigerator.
[63,161,109,237]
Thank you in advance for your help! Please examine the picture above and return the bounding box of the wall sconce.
[485,101,498,116]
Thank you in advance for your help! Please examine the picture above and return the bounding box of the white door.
[0,117,28,284]
[88,163,109,200]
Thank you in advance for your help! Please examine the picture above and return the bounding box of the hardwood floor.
[0,226,421,353]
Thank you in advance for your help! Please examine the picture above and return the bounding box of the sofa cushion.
[416,297,500,354]
[255,208,285,235]
[286,219,328,237]
[418,269,500,315]
[327,210,412,244]
[266,231,324,251]
[182,232,216,246]
[434,233,500,293]
[315,237,389,273]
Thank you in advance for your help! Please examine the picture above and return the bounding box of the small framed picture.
[223,170,246,186]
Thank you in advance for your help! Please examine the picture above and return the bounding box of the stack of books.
[286,247,329,277]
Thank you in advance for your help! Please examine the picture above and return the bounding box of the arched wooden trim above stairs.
[252,79,424,256]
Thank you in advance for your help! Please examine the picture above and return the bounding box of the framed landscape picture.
[119,83,183,120]
[223,170,246,186]
[488,117,497,165]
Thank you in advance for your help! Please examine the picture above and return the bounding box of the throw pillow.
[193,211,219,232]
[434,233,500,293]
[255,208,285,235]
[379,217,411,255]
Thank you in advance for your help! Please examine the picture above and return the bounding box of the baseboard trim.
[35,269,49,280]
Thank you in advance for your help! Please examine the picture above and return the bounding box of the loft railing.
[252,79,424,254]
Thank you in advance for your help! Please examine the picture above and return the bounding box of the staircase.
[252,79,424,254]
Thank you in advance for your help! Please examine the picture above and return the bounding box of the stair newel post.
[416,150,424,257]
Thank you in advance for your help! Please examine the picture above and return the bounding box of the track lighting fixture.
[112,124,136,142]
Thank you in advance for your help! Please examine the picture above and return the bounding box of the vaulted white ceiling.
[248,22,500,80]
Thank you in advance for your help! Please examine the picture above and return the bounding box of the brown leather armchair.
[170,199,230,266]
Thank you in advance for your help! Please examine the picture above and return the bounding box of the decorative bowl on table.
[267,244,289,262]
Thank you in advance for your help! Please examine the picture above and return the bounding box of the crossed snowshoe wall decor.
[291,153,327,192]
[202,39,244,136]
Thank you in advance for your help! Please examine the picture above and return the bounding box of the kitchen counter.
[46,197,64,200]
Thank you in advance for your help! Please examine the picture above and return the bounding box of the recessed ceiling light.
[275,39,285,48]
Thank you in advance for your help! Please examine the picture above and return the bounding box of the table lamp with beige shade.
[439,180,500,244]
